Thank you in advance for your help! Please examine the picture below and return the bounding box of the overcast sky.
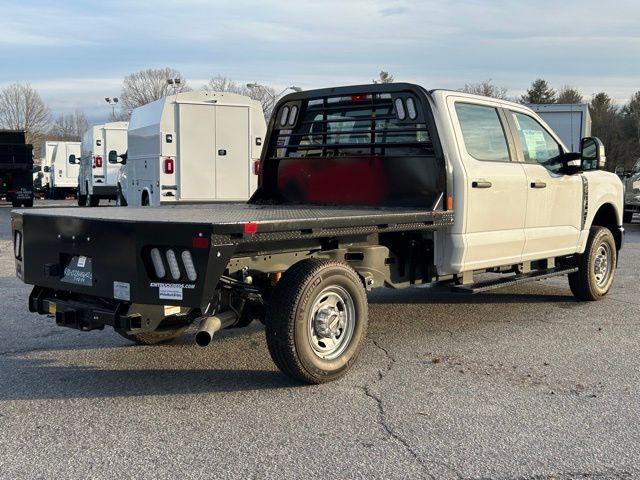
[1,0,638,123]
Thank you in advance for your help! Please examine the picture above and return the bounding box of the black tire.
[11,200,20,208]
[265,259,368,384]
[623,210,633,223]
[116,184,127,207]
[141,192,150,206]
[117,326,189,345]
[77,192,87,206]
[23,199,33,208]
[569,226,617,301]
[88,194,99,207]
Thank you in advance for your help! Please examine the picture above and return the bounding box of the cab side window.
[455,103,511,162]
[511,112,563,173]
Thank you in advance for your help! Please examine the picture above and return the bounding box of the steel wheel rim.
[307,285,356,360]
[593,242,612,287]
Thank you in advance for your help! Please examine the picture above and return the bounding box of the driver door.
[506,110,583,260]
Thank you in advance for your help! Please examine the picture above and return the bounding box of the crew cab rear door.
[505,110,582,259]
[448,97,527,270]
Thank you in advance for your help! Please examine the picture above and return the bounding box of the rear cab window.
[454,103,511,162]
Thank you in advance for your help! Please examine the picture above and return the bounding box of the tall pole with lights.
[167,78,182,95]
[105,97,118,121]
[246,83,302,114]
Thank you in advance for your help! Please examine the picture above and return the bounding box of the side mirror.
[32,165,42,173]
[559,152,582,175]
[580,136,606,171]
[69,154,77,164]
[108,150,119,164]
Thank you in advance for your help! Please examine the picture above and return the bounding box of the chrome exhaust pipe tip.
[195,310,238,347]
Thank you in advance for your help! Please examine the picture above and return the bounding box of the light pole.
[246,83,302,113]
[105,97,118,121]
[167,78,182,95]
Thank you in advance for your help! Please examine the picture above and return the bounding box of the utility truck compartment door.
[215,106,250,200]
[177,103,216,200]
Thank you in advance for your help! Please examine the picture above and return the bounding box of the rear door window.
[455,103,511,162]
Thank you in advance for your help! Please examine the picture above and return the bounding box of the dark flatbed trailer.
[13,83,454,384]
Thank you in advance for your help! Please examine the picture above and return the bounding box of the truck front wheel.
[569,226,617,301]
[623,211,633,223]
[265,259,368,384]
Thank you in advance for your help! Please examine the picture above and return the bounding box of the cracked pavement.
[1,201,639,479]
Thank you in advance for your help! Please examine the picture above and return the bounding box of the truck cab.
[76,122,128,206]
[11,83,623,384]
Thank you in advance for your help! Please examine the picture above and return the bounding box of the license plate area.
[60,254,93,286]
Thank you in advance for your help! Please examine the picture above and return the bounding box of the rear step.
[451,266,578,294]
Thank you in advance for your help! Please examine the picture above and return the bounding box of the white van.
[44,141,80,199]
[75,122,128,206]
[119,91,265,206]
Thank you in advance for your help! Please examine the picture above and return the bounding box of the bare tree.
[0,83,50,149]
[373,70,395,84]
[49,110,89,141]
[119,67,191,117]
[204,76,277,118]
[460,79,508,99]
[556,86,584,104]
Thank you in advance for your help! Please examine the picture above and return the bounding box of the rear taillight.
[150,248,166,279]
[95,156,103,168]
[164,158,174,174]
[253,160,261,175]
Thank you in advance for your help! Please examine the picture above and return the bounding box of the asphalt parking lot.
[0,201,638,479]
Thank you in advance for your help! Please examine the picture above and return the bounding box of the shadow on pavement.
[0,354,294,401]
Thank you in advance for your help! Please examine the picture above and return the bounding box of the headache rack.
[270,91,434,160]
[258,83,447,209]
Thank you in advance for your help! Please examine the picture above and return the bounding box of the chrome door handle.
[472,181,492,189]
[530,181,547,188]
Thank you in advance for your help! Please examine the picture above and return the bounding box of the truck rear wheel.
[117,326,189,345]
[88,194,99,207]
[623,211,633,223]
[265,259,368,384]
[77,190,87,206]
[569,226,617,301]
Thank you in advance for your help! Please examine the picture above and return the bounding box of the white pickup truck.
[12,83,624,384]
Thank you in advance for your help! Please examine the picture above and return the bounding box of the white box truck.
[529,103,591,153]
[117,91,266,207]
[74,122,128,206]
[44,141,80,199]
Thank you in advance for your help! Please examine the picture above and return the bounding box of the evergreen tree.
[520,78,556,104]
[556,86,584,104]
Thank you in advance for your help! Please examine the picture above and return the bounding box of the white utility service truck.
[74,122,128,206]
[44,141,80,199]
[116,91,266,206]
[13,84,624,384]
[529,103,591,153]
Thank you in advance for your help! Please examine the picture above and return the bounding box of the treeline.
[1,70,638,169]
[462,78,640,169]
